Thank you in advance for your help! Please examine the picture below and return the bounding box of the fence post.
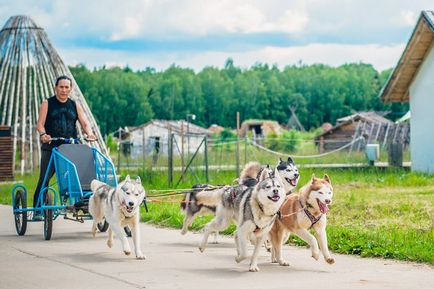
[204,136,209,183]
[244,136,247,164]
[142,127,146,173]
[168,131,173,187]
[117,128,122,174]
[236,112,240,178]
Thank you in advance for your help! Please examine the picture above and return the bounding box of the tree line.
[70,59,407,136]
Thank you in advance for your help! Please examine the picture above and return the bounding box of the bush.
[264,130,300,152]
[281,130,301,152]
[220,129,236,141]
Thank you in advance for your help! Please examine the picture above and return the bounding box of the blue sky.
[0,0,432,71]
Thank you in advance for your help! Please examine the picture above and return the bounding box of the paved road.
[0,204,432,289]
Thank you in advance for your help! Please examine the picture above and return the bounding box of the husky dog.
[180,157,299,235]
[269,174,335,266]
[238,157,299,193]
[199,168,286,272]
[89,175,146,259]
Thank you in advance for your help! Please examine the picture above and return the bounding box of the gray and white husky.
[180,157,299,235]
[89,175,146,259]
[199,168,287,272]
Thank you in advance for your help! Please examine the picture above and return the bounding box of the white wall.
[409,42,434,174]
[128,124,205,159]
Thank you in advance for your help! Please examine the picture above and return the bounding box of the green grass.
[139,167,434,264]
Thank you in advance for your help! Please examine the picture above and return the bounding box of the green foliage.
[264,132,280,151]
[220,129,236,141]
[105,133,117,153]
[264,130,301,152]
[281,130,301,152]
[70,61,407,136]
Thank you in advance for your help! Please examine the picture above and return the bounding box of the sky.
[0,0,432,72]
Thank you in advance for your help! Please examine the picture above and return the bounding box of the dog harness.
[252,197,280,233]
[300,200,322,229]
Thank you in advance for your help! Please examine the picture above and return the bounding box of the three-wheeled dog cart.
[11,139,117,240]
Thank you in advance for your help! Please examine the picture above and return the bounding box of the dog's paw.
[180,229,187,235]
[326,257,335,264]
[249,265,260,272]
[271,257,278,263]
[198,246,206,253]
[136,253,146,260]
[107,239,113,248]
[279,260,290,266]
[312,251,320,261]
[124,250,132,256]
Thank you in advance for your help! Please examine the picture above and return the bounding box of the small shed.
[380,10,434,173]
[126,120,211,158]
[240,120,281,138]
[314,112,396,152]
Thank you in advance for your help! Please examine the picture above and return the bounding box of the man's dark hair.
[55,75,72,86]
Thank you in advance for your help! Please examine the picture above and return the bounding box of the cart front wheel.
[43,192,53,240]
[14,190,27,236]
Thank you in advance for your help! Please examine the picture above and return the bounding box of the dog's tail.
[90,179,110,196]
[238,161,262,186]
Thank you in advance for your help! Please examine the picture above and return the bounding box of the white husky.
[199,168,286,272]
[89,175,146,259]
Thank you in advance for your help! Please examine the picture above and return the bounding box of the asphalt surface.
[0,204,432,289]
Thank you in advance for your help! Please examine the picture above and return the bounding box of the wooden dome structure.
[0,15,107,174]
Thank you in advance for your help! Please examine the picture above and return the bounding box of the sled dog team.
[89,157,335,272]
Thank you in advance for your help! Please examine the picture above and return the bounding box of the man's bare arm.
[76,102,96,140]
[36,100,50,143]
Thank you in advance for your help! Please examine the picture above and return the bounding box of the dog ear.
[274,167,284,184]
[259,167,269,182]
[311,173,316,183]
[135,176,142,184]
[287,156,294,164]
[323,174,331,185]
[125,175,131,182]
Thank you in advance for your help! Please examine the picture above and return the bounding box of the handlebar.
[49,137,96,144]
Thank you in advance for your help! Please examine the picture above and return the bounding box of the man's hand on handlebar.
[86,134,97,141]
[41,134,51,143]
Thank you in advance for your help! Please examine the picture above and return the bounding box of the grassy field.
[140,167,434,264]
[1,167,433,264]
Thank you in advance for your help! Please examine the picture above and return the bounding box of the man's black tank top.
[41,96,78,151]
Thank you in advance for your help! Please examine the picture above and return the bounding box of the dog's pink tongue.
[319,202,329,214]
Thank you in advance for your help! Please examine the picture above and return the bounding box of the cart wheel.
[14,190,27,236]
[124,226,132,237]
[43,192,53,240]
[97,219,109,232]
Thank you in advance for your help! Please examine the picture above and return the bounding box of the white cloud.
[59,42,405,72]
[400,10,417,26]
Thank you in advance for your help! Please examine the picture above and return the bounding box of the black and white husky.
[199,168,287,272]
[89,176,146,259]
[180,157,299,235]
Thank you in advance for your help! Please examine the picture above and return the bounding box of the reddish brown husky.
[269,174,335,266]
